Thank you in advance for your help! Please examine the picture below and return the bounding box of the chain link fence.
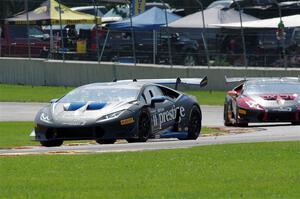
[1,0,300,68]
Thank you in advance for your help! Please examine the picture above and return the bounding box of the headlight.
[99,110,125,121]
[40,112,53,123]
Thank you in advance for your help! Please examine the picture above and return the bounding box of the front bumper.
[34,119,137,141]
[237,106,300,123]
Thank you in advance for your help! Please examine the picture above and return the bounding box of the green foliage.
[1,141,300,198]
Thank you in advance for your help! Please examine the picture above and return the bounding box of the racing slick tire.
[234,106,248,127]
[127,108,151,143]
[224,103,233,126]
[96,139,116,144]
[187,105,202,140]
[40,140,63,147]
[235,111,248,127]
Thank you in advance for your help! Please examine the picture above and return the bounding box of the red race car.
[224,77,300,126]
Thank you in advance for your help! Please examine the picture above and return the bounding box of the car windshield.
[244,82,300,94]
[58,86,140,103]
[10,25,44,38]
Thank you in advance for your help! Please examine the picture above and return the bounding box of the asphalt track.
[0,102,300,155]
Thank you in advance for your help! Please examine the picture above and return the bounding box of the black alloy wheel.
[224,103,234,126]
[187,105,202,140]
[136,109,151,142]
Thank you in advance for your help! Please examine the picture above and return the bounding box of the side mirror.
[227,90,238,98]
[50,98,58,103]
[151,96,166,106]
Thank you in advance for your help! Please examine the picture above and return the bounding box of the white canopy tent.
[212,14,300,29]
[168,7,258,28]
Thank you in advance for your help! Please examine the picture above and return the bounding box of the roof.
[168,7,257,29]
[213,14,300,29]
[83,81,147,90]
[108,7,181,30]
[226,76,300,84]
[246,79,300,84]
[5,0,100,25]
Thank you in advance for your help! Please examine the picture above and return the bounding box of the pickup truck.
[0,25,51,58]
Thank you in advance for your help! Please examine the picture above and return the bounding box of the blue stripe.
[87,103,106,110]
[67,102,86,111]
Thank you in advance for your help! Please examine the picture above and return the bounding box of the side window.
[234,84,244,95]
[151,86,163,97]
[142,86,163,104]
[159,86,180,100]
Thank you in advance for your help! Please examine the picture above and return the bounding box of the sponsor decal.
[152,106,185,129]
[272,107,292,112]
[121,117,135,125]
[62,119,86,126]
[40,113,50,121]
[277,98,285,106]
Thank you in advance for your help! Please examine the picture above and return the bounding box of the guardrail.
[1,57,300,90]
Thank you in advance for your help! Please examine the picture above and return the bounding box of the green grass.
[0,84,72,102]
[0,84,226,105]
[0,122,37,148]
[0,141,299,198]
[186,90,226,105]
[0,122,220,148]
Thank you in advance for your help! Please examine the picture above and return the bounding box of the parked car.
[224,77,300,126]
[91,30,206,66]
[0,25,52,58]
[31,77,207,147]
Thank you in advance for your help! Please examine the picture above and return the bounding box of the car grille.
[267,112,295,121]
[46,126,105,140]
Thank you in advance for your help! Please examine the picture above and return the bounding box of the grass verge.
[0,122,221,148]
[186,90,226,106]
[0,141,299,198]
[0,84,226,105]
[0,84,72,102]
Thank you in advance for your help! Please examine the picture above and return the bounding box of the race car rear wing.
[225,76,300,84]
[117,76,208,89]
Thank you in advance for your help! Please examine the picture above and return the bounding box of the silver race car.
[31,77,208,147]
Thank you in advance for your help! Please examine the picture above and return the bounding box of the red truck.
[0,25,54,58]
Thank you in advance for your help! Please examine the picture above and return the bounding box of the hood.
[240,93,300,109]
[49,100,133,125]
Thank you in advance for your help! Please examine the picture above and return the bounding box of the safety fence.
[1,0,300,68]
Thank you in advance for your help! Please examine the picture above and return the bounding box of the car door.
[142,85,176,132]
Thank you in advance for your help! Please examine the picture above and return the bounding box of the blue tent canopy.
[108,7,181,30]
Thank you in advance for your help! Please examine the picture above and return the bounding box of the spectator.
[67,25,78,50]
